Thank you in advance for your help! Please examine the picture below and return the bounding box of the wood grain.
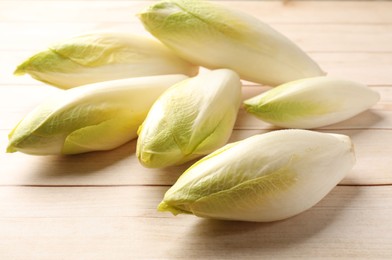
[1,186,391,258]
[2,23,391,52]
[2,1,392,24]
[1,1,391,259]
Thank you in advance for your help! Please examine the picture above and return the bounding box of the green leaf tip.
[6,144,17,153]
[14,49,78,77]
[157,201,191,216]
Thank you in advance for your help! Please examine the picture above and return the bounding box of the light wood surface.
[1,1,391,258]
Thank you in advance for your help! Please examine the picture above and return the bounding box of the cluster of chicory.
[7,0,378,222]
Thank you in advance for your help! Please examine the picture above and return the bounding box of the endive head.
[136,69,242,168]
[244,77,380,129]
[158,129,355,222]
[7,74,188,155]
[138,0,324,86]
[14,33,198,89]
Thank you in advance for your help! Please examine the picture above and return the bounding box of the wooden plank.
[0,186,166,218]
[1,23,391,52]
[219,1,392,24]
[313,52,392,86]
[1,129,391,186]
[0,185,390,218]
[0,136,186,186]
[0,22,147,52]
[1,1,392,24]
[277,24,392,52]
[0,186,391,258]
[0,1,148,23]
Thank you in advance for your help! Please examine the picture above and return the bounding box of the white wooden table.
[1,1,391,258]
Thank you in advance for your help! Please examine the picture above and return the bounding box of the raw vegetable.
[137,69,242,168]
[138,0,324,86]
[7,74,188,155]
[14,33,198,89]
[158,129,355,222]
[244,77,380,129]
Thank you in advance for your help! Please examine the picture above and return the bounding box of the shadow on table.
[28,139,138,179]
[26,139,192,185]
[173,186,361,257]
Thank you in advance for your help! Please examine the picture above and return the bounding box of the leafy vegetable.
[244,77,380,129]
[159,130,355,222]
[15,33,198,89]
[7,74,188,155]
[137,69,242,168]
[138,0,324,86]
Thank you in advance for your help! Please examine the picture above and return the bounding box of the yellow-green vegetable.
[7,74,188,155]
[136,69,242,168]
[158,129,355,222]
[244,77,380,129]
[138,0,324,86]
[14,33,198,89]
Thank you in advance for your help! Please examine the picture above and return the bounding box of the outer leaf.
[7,74,188,155]
[138,0,324,86]
[158,129,355,222]
[136,69,242,168]
[14,33,198,89]
[244,77,380,129]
